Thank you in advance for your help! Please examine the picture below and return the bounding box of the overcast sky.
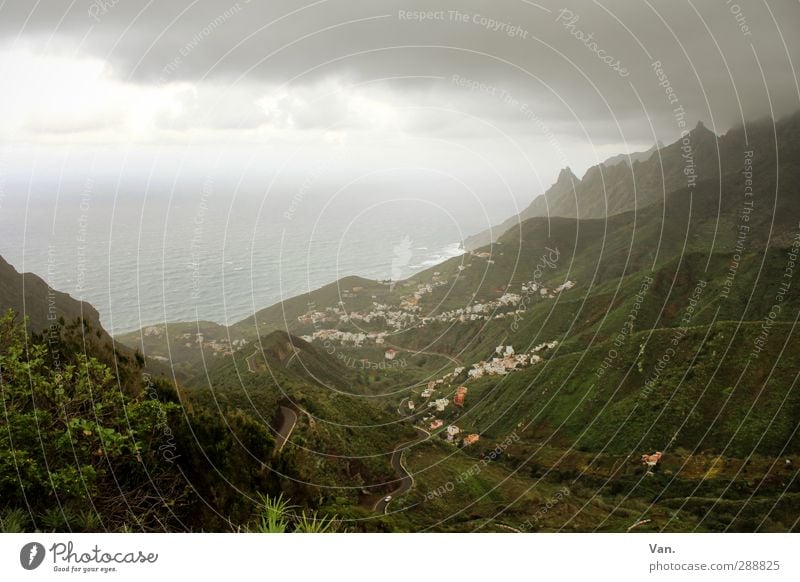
[1,0,799,200]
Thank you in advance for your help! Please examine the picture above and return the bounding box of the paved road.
[274,406,298,454]
[397,397,409,416]
[374,427,430,513]
[246,348,298,454]
[246,350,258,373]
[383,342,463,367]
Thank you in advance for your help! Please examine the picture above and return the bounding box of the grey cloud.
[1,0,799,143]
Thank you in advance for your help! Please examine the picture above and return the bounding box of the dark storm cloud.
[1,0,799,143]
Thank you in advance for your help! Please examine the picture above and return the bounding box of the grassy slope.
[186,330,417,505]
[0,254,107,337]
[110,113,800,531]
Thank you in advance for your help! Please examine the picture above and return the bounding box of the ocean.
[0,176,518,335]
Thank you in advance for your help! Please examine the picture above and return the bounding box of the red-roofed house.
[462,434,480,447]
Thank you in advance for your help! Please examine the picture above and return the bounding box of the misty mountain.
[464,120,740,250]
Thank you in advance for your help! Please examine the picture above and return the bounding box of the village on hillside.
[297,252,576,348]
[401,340,560,448]
[142,325,250,360]
[137,249,576,365]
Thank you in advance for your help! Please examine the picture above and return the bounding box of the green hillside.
[0,254,107,338]
[12,111,796,532]
[186,330,418,504]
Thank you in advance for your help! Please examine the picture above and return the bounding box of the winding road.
[247,342,428,504]
[383,341,463,367]
[246,350,259,373]
[373,426,430,513]
[274,406,298,454]
[397,397,409,416]
[246,349,299,454]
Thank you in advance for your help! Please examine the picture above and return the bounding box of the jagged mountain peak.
[557,166,577,181]
[602,142,663,168]
[690,120,716,138]
[462,116,777,251]
[550,166,579,194]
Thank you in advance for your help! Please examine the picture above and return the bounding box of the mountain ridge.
[462,119,754,250]
[0,254,107,337]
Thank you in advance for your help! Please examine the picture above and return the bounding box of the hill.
[186,328,418,508]
[108,112,800,531]
[462,117,779,250]
[0,254,107,337]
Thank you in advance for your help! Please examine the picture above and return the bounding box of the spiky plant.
[0,508,29,533]
[74,509,102,532]
[39,507,76,532]
[293,510,341,533]
[250,493,294,533]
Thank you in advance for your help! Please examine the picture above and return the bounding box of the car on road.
[384,495,392,503]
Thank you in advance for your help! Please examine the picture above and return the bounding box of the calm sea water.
[0,176,515,334]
